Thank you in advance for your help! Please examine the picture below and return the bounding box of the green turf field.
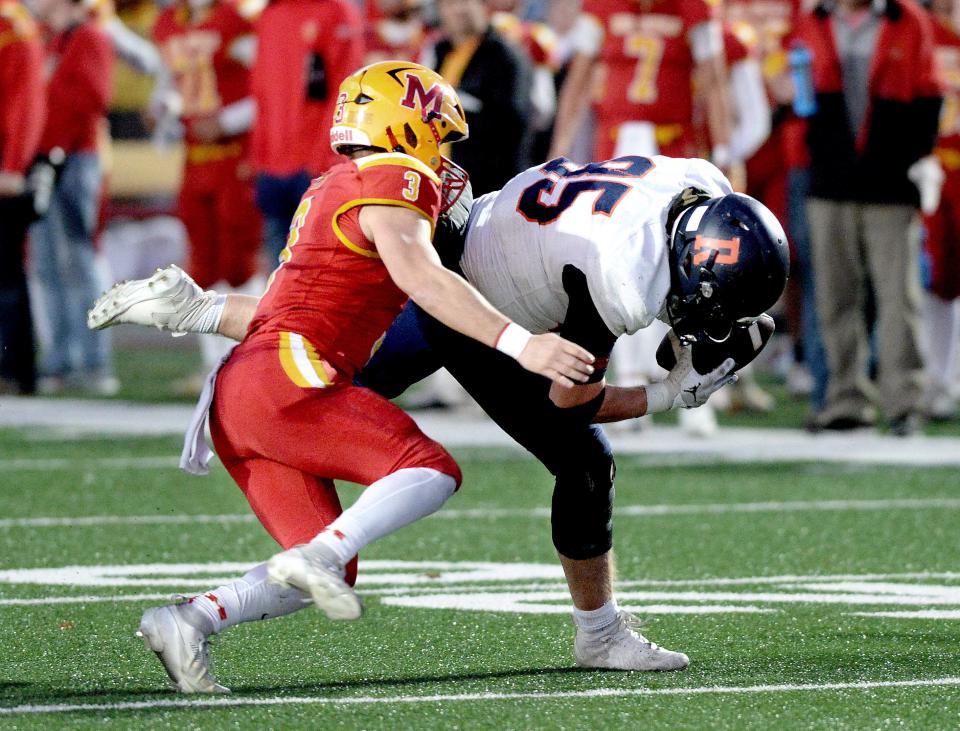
[1,426,959,729]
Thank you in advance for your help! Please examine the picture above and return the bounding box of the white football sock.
[310,467,457,566]
[185,563,310,634]
[573,599,620,634]
[924,293,960,393]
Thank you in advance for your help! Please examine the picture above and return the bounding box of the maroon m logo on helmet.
[400,74,444,121]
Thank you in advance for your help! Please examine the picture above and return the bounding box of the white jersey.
[460,156,732,337]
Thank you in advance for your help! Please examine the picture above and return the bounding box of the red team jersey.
[925,17,960,300]
[934,17,960,153]
[0,0,44,174]
[153,2,254,142]
[247,153,442,379]
[583,0,717,128]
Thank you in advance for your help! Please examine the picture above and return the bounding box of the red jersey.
[250,0,363,177]
[933,17,960,153]
[492,11,560,70]
[39,20,113,155]
[0,0,44,174]
[153,1,254,141]
[582,0,718,126]
[247,153,441,378]
[725,0,801,90]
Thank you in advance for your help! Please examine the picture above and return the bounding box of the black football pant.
[0,199,36,393]
[357,301,615,559]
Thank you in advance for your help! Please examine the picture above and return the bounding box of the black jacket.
[797,0,942,204]
[434,26,533,196]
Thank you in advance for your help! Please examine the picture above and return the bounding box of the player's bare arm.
[361,203,595,388]
[549,51,594,159]
[548,348,736,419]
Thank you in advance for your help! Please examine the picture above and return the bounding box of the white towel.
[179,345,235,476]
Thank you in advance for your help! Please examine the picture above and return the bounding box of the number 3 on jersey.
[516,156,655,225]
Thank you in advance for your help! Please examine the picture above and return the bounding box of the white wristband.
[644,381,679,415]
[495,322,532,360]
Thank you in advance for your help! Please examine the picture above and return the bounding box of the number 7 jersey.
[459,155,732,338]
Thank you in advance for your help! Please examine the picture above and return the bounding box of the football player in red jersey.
[152,0,263,383]
[550,0,734,169]
[921,0,960,419]
[97,61,595,693]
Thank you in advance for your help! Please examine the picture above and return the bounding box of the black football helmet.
[664,189,789,343]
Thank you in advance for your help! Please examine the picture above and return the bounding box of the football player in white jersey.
[89,154,788,682]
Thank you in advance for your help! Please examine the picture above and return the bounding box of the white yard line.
[5,396,960,465]
[2,676,959,715]
[0,593,171,606]
[0,457,180,471]
[0,514,256,528]
[4,497,960,529]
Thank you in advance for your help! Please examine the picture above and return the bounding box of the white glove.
[645,346,738,413]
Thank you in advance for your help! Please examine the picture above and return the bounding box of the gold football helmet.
[330,60,470,211]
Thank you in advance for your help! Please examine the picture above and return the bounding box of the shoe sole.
[267,554,363,621]
[575,655,689,672]
[137,607,229,694]
[88,268,183,330]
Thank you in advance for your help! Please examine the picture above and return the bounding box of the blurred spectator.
[152,0,263,391]
[251,0,363,263]
[797,0,942,435]
[550,0,735,169]
[90,0,163,74]
[921,0,960,420]
[727,0,828,409]
[543,0,595,163]
[422,0,533,195]
[719,23,771,169]
[363,0,426,64]
[29,0,117,395]
[0,0,45,395]
[490,0,560,161]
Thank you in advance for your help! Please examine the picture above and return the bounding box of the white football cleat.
[137,604,230,694]
[87,264,216,335]
[574,612,689,671]
[267,544,362,621]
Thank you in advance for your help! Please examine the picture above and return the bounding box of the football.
[655,313,776,375]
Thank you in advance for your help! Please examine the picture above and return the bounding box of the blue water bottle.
[789,44,818,117]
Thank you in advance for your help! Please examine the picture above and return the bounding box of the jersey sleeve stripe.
[278,332,334,388]
[355,153,442,186]
[332,198,438,259]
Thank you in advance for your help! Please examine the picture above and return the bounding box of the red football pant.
[924,166,960,300]
[208,340,462,585]
[179,155,262,290]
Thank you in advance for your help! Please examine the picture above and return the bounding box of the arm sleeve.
[574,6,605,58]
[0,37,44,173]
[559,265,617,383]
[106,16,162,75]
[728,58,772,161]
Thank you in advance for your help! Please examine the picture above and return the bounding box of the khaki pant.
[807,199,924,422]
